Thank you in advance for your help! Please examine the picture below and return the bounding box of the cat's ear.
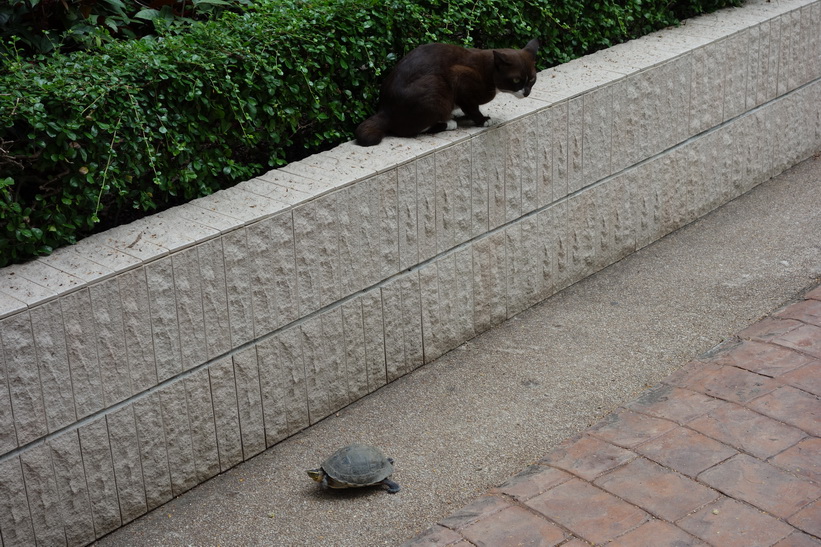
[524,39,540,58]
[493,50,513,67]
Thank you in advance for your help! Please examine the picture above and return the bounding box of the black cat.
[355,39,539,146]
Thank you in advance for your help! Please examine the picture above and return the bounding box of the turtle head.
[306,468,325,483]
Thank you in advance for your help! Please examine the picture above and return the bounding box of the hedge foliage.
[0,0,741,267]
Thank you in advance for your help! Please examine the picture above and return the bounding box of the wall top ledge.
[0,0,814,319]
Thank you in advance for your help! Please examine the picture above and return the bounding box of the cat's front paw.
[481,118,491,127]
[445,119,458,131]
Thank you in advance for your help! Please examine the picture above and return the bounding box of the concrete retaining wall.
[1,0,820,543]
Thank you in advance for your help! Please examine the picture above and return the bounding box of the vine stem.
[94,115,122,222]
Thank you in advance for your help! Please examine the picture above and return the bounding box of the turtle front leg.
[381,478,400,494]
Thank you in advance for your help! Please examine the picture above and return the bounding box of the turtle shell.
[321,444,394,488]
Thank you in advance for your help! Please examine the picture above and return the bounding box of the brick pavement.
[403,284,821,547]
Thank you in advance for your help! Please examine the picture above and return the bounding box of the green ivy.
[0,0,741,267]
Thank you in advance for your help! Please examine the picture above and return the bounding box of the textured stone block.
[0,456,35,545]
[302,311,349,424]
[145,257,182,382]
[369,170,400,284]
[133,393,173,510]
[472,232,507,334]
[338,174,369,294]
[810,3,821,82]
[419,262,442,363]
[435,248,475,351]
[658,146,694,237]
[502,119,524,222]
[118,267,158,393]
[690,41,726,135]
[810,3,821,78]
[683,129,722,226]
[30,300,75,434]
[505,223,526,317]
[567,96,584,193]
[536,107,554,208]
[184,368,221,482]
[550,201,570,291]
[49,430,95,545]
[63,288,104,419]
[361,289,387,392]
[812,80,821,151]
[611,74,644,174]
[324,307,352,408]
[400,271,425,375]
[647,56,691,157]
[233,346,266,458]
[222,227,254,348]
[603,171,636,264]
[379,272,424,382]
[20,442,66,546]
[416,154,438,262]
[159,380,198,496]
[300,315,329,424]
[764,18,782,102]
[255,338,289,447]
[500,115,542,220]
[549,101,570,202]
[507,215,544,316]
[565,190,597,286]
[582,85,613,188]
[381,277,406,383]
[397,161,420,271]
[746,23,763,109]
[724,30,750,121]
[247,212,298,337]
[454,247,476,343]
[435,253,460,353]
[792,9,808,90]
[208,357,243,471]
[78,417,121,538]
[0,339,15,453]
[536,203,563,300]
[2,311,47,446]
[770,94,805,176]
[471,129,502,233]
[172,246,207,372]
[776,13,795,96]
[738,108,775,192]
[258,326,308,439]
[90,278,132,406]
[471,128,507,231]
[341,298,369,401]
[106,405,147,524]
[435,140,473,253]
[521,114,541,216]
[636,148,687,250]
[294,191,341,316]
[197,237,231,359]
[796,84,821,162]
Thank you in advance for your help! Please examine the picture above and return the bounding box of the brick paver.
[678,497,795,547]
[403,285,821,547]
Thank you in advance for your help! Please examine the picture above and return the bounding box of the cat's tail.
[355,111,389,147]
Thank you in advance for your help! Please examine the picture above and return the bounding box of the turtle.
[306,444,400,494]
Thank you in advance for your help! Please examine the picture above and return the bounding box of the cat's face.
[502,72,537,99]
[493,39,539,99]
